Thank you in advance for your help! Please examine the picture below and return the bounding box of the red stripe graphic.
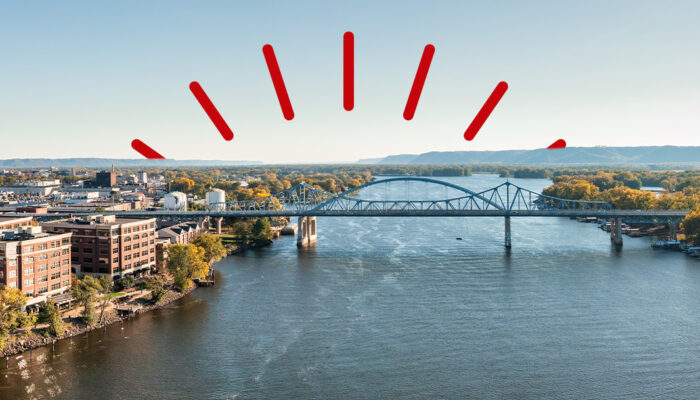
[262,44,294,120]
[547,139,567,149]
[403,44,435,120]
[344,31,354,111]
[464,81,508,141]
[131,139,165,159]
[189,81,234,141]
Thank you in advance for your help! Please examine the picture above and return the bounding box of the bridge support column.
[215,217,223,235]
[669,223,678,241]
[610,217,623,247]
[297,216,317,247]
[504,216,512,249]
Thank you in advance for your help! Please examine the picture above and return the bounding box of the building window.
[125,245,131,251]
[83,257,93,263]
[38,264,48,272]
[62,238,70,246]
[112,238,118,244]
[24,267,34,275]
[62,280,69,287]
[62,259,69,266]
[8,259,16,267]
[24,246,33,252]
[51,261,60,269]
[8,282,16,288]
[51,283,60,291]
[37,244,47,251]
[39,253,48,260]
[113,257,119,263]
[62,248,69,255]
[112,248,118,254]
[52,251,60,258]
[51,272,60,280]
[71,256,79,262]
[84,248,93,253]
[62,270,69,276]
[9,270,16,278]
[24,278,34,286]
[38,275,48,283]
[24,257,34,263]
[38,286,48,294]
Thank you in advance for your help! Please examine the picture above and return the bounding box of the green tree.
[144,276,167,303]
[193,234,227,264]
[233,222,251,244]
[70,276,102,326]
[251,218,272,244]
[0,288,37,351]
[116,275,135,291]
[38,299,65,337]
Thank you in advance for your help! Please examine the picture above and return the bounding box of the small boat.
[456,237,463,240]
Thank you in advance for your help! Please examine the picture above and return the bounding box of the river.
[1,175,699,399]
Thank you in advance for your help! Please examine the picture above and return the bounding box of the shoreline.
[1,284,197,358]
[1,235,275,359]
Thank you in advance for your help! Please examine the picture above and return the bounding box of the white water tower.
[206,188,226,211]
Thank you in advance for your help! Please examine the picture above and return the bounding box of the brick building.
[42,215,157,278]
[0,222,72,307]
[0,216,33,230]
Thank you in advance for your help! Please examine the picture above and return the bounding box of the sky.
[1,0,699,163]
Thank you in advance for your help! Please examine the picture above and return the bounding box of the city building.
[163,192,187,211]
[157,220,208,244]
[42,215,157,278]
[0,216,33,230]
[0,222,72,307]
[94,170,116,187]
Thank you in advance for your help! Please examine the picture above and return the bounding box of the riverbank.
[1,284,197,358]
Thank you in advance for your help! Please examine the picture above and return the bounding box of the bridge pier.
[669,222,678,241]
[610,217,623,247]
[215,217,223,235]
[297,216,317,247]
[504,216,512,249]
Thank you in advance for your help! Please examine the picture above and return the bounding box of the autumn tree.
[0,288,37,350]
[166,244,209,291]
[681,211,700,245]
[193,234,227,264]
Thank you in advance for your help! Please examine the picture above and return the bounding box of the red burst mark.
[343,31,354,111]
[403,44,435,120]
[547,139,567,149]
[464,81,508,141]
[189,81,234,141]
[262,44,294,120]
[131,139,165,159]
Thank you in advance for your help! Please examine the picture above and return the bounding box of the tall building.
[94,170,116,187]
[0,222,72,307]
[42,215,157,278]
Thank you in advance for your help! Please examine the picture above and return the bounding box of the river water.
[2,175,699,400]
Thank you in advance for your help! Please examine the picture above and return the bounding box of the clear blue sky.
[1,1,699,162]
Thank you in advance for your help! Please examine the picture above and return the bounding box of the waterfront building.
[0,223,72,307]
[42,215,157,278]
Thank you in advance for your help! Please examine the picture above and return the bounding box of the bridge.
[17,178,691,249]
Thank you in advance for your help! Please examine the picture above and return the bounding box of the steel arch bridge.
[203,177,620,216]
[11,177,689,249]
